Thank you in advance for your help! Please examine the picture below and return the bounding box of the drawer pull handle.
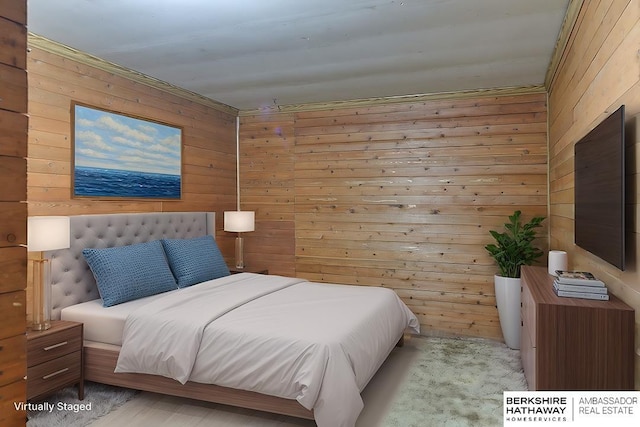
[43,341,68,351]
[43,368,69,380]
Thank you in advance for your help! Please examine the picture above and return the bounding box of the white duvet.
[115,273,420,427]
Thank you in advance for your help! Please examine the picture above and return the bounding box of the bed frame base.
[83,345,315,420]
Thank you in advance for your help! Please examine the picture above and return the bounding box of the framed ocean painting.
[72,103,182,199]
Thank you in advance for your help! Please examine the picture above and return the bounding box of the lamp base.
[234,236,245,270]
[30,321,51,331]
[30,257,52,331]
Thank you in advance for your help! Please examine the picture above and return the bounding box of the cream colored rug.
[26,336,526,427]
[27,382,138,427]
[383,336,528,427]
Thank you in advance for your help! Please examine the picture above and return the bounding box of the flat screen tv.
[574,105,625,270]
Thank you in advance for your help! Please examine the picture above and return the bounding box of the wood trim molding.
[544,0,585,90]
[239,85,547,115]
[27,33,239,116]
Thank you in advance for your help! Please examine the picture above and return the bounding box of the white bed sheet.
[60,288,181,345]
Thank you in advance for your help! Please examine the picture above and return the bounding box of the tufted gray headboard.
[47,212,216,320]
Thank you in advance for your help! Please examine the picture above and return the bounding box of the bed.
[48,212,420,427]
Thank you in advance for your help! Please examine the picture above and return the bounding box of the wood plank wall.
[0,1,28,425]
[27,43,237,216]
[547,0,640,388]
[241,92,548,339]
[240,113,297,275]
[25,41,238,318]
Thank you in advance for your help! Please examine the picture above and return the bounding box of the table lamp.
[224,211,255,269]
[27,216,70,330]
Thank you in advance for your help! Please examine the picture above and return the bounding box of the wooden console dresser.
[520,266,635,390]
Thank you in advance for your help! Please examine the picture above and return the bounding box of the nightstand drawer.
[27,351,81,400]
[28,324,82,366]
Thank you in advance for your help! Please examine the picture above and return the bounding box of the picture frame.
[72,102,183,199]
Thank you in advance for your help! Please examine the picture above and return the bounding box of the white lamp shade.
[224,211,255,232]
[28,216,71,251]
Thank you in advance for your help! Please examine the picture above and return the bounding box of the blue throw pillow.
[161,235,230,288]
[83,240,177,307]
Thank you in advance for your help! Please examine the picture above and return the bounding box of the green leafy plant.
[485,210,545,278]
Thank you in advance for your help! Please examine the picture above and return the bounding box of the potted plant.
[485,210,545,349]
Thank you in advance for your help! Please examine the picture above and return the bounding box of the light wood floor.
[89,337,423,427]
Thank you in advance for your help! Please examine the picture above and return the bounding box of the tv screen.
[574,105,625,270]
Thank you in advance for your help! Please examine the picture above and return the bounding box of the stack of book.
[553,270,609,301]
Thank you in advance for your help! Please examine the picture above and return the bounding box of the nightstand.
[27,320,84,401]
[229,267,269,275]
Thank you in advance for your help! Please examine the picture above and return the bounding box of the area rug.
[25,337,526,427]
[383,336,528,427]
[26,381,138,427]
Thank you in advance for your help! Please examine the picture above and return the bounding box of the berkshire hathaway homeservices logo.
[504,391,640,426]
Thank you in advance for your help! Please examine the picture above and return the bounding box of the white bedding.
[113,273,420,427]
[60,288,181,345]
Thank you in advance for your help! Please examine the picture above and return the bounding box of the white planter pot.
[494,275,521,350]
